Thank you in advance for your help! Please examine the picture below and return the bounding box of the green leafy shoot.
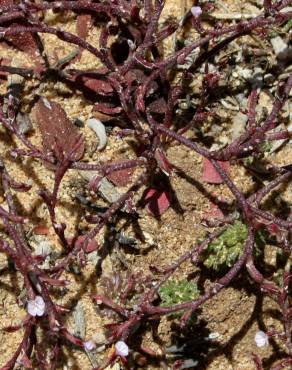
[159,279,200,317]
[203,220,248,271]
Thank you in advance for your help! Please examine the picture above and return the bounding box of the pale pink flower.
[84,340,96,351]
[115,341,129,357]
[254,331,269,348]
[191,6,202,18]
[27,296,45,317]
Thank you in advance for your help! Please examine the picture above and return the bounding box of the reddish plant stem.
[0,0,291,367]
[271,358,292,370]
[143,227,225,305]
[47,172,148,274]
[0,321,34,370]
[249,171,292,205]
[0,24,105,65]
[143,226,254,317]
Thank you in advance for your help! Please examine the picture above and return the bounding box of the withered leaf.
[32,98,85,161]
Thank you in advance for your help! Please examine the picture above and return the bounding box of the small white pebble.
[191,6,202,18]
[270,36,287,56]
[255,331,269,348]
[27,296,45,317]
[115,341,129,357]
[84,340,96,351]
[208,332,220,340]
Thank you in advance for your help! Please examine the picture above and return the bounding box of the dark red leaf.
[106,167,135,187]
[203,202,224,220]
[154,148,172,176]
[61,328,83,347]
[93,102,122,115]
[143,188,171,217]
[0,5,38,56]
[40,277,69,286]
[5,29,38,56]
[125,69,147,85]
[202,158,230,184]
[80,76,113,95]
[32,98,85,161]
[0,0,39,55]
[75,235,99,253]
[33,226,49,235]
[2,324,22,333]
[266,223,280,235]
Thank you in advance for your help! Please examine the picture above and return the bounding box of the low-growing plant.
[0,0,291,369]
[203,220,248,270]
[159,279,200,316]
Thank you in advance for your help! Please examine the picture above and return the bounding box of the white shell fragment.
[270,36,287,56]
[254,331,269,348]
[27,296,45,317]
[115,341,129,357]
[270,36,292,61]
[87,118,107,151]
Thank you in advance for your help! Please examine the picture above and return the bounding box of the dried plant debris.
[0,1,291,369]
[87,117,108,151]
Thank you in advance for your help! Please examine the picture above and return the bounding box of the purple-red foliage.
[0,0,38,56]
[32,98,85,162]
[0,0,291,369]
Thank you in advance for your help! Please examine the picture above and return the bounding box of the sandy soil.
[0,0,291,369]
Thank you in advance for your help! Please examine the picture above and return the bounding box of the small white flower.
[191,6,202,18]
[27,296,45,317]
[254,331,269,348]
[84,340,96,351]
[115,341,129,357]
